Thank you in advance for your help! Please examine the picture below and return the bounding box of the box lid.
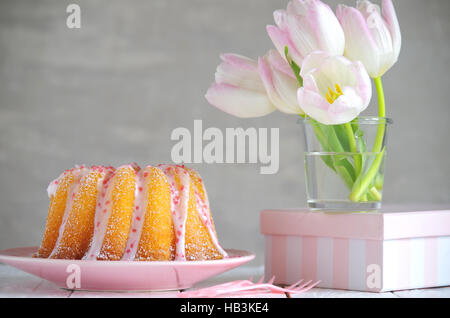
[260,206,450,240]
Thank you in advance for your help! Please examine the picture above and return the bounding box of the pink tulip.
[258,50,304,115]
[297,51,372,125]
[336,0,401,78]
[205,54,276,118]
[267,0,345,66]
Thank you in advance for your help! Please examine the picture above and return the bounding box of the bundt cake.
[35,164,228,261]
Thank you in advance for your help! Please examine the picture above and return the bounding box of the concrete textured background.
[0,0,449,266]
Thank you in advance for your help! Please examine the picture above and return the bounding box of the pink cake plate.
[0,247,254,291]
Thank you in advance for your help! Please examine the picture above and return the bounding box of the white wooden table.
[1,264,449,298]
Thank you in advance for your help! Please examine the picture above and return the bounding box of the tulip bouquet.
[206,0,401,210]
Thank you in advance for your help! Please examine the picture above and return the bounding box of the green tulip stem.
[350,149,385,202]
[372,77,386,152]
[349,77,386,202]
[344,122,361,176]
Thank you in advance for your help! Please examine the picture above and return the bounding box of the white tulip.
[297,51,372,125]
[336,0,401,78]
[267,0,345,66]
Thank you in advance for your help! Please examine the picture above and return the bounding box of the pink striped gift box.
[260,207,450,292]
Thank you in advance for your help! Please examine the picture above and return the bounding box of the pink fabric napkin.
[179,277,320,298]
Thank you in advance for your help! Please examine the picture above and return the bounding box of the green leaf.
[284,46,303,87]
[332,124,351,152]
[310,119,357,190]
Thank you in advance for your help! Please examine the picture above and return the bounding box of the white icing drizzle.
[82,167,116,260]
[158,164,191,261]
[46,164,88,198]
[46,179,59,198]
[121,167,148,261]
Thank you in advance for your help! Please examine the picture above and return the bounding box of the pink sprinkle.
[103,209,107,213]
[96,221,100,228]
[105,201,110,205]
[135,206,139,210]
[136,216,141,221]
[132,228,136,233]
[138,187,143,192]
[130,243,134,248]
[143,172,149,177]
[54,180,59,185]
[177,230,181,236]
[180,185,184,191]
[98,203,101,207]
[126,249,131,254]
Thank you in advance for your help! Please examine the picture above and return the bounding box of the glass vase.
[300,116,392,212]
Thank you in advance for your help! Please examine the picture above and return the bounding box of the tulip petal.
[329,87,365,124]
[356,1,394,69]
[349,61,372,107]
[382,0,401,62]
[336,5,382,77]
[298,87,333,124]
[287,0,344,57]
[337,0,401,78]
[205,83,276,118]
[268,0,345,66]
[305,54,355,97]
[266,25,303,66]
[220,53,258,72]
[298,86,364,125]
[216,54,265,92]
[266,49,296,79]
[300,51,329,78]
[258,52,302,115]
[285,12,321,60]
[273,9,288,29]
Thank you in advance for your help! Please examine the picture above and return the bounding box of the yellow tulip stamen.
[325,83,343,104]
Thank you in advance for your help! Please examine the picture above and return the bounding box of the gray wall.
[0,0,449,266]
